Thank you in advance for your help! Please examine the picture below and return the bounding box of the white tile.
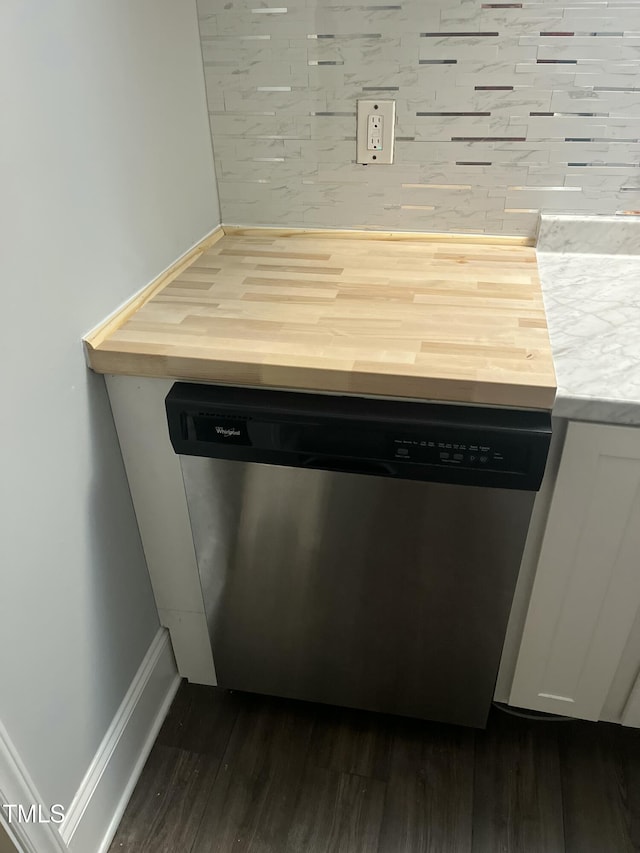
[198,0,640,236]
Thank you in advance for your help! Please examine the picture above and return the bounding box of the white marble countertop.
[536,216,640,426]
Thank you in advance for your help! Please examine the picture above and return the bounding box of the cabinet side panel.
[509,421,640,720]
[494,419,566,703]
[105,375,216,684]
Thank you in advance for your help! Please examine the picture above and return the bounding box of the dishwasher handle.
[300,455,397,478]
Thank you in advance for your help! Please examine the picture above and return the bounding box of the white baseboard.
[0,721,68,853]
[61,628,180,853]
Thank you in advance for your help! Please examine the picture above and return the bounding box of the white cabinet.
[105,375,217,686]
[509,420,640,723]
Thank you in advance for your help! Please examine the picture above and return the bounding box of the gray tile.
[197,0,640,236]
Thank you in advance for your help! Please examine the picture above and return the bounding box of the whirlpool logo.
[215,426,241,438]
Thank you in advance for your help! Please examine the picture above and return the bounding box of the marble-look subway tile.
[199,0,305,11]
[315,162,420,183]
[443,11,566,32]
[198,0,640,235]
[523,116,609,137]
[595,121,640,140]
[204,86,226,112]
[399,187,480,210]
[307,115,360,137]
[420,38,500,60]
[488,215,537,235]
[555,141,640,160]
[340,59,402,78]
[453,166,537,185]
[221,201,309,225]
[560,14,640,32]
[439,89,554,114]
[299,208,398,230]
[568,176,637,192]
[205,63,310,89]
[326,73,420,100]
[216,159,317,182]
[451,63,556,86]
[218,181,284,204]
[210,114,313,139]
[311,7,422,35]
[398,205,489,227]
[549,89,640,113]
[565,171,640,188]
[413,116,493,141]
[574,70,640,89]
[496,44,539,62]
[399,140,548,165]
[309,34,402,57]
[216,10,317,37]
[197,14,219,36]
[307,66,346,91]
[223,89,328,113]
[293,139,357,161]
[304,183,402,208]
[538,43,640,62]
[213,138,298,163]
[200,38,301,63]
[507,189,621,213]
[312,165,382,183]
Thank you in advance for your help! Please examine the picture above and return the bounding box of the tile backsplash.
[197,0,640,236]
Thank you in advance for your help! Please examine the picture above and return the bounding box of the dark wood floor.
[109,681,640,853]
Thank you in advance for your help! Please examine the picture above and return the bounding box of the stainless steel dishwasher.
[166,383,551,728]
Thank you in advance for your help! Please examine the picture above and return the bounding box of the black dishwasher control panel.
[392,435,525,472]
[166,383,552,491]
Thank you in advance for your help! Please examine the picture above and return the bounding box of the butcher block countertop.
[85,227,556,410]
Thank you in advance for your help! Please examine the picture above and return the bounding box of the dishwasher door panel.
[180,456,534,727]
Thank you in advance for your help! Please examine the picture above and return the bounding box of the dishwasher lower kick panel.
[179,456,534,728]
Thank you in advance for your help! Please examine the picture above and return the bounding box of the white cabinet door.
[509,420,640,721]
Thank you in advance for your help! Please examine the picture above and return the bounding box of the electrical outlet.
[356,100,395,165]
[368,114,383,150]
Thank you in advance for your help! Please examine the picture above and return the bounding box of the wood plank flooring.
[109,682,640,853]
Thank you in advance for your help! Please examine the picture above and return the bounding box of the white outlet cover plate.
[356,99,395,165]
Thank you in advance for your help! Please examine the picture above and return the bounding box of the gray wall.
[198,0,640,236]
[0,0,219,809]
[0,823,17,853]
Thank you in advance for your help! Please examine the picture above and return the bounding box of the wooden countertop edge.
[87,346,556,410]
[84,224,553,409]
[84,225,225,356]
[223,225,536,247]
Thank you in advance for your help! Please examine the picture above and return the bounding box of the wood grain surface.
[86,228,556,409]
[109,683,640,853]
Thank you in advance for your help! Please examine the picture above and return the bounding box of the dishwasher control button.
[453,453,464,461]
[480,455,489,463]
[440,451,450,460]
[397,448,409,456]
